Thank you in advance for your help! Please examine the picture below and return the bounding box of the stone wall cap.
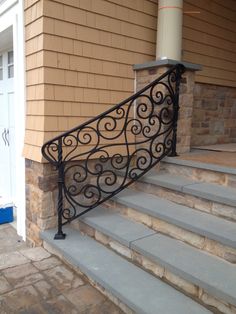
[133,59,202,72]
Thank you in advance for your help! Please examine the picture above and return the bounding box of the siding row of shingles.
[24,0,157,162]
[182,0,236,87]
[24,0,44,161]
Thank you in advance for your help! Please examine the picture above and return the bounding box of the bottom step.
[41,227,212,314]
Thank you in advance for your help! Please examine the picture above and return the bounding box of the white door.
[0,50,15,204]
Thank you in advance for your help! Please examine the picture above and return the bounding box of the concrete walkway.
[0,224,123,314]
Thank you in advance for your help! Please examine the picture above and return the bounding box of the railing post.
[169,64,184,157]
[54,138,66,239]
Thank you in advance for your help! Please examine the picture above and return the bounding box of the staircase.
[41,65,236,314]
[42,158,236,314]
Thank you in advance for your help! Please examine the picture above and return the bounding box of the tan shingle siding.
[183,0,236,87]
[24,0,236,162]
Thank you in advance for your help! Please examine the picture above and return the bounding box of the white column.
[156,0,183,61]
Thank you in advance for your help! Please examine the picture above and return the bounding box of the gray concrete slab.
[132,233,236,307]
[142,173,236,207]
[41,227,212,314]
[114,190,236,249]
[183,182,236,207]
[163,157,236,175]
[133,59,202,71]
[142,172,198,191]
[82,207,156,247]
[81,208,236,307]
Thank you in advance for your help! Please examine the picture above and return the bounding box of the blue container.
[0,204,14,224]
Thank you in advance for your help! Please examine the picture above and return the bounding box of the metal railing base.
[54,232,66,240]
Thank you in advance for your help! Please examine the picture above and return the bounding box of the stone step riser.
[160,162,236,188]
[74,220,236,314]
[42,240,133,314]
[132,179,236,223]
[104,200,236,264]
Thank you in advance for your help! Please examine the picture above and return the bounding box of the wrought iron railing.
[42,64,185,239]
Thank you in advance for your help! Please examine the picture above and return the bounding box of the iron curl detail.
[42,64,185,239]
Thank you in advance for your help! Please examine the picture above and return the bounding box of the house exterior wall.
[191,83,236,146]
[24,0,157,244]
[24,0,236,244]
[182,0,236,145]
[24,0,236,162]
[24,0,157,162]
[182,0,236,88]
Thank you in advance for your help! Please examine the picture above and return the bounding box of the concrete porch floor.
[0,224,123,314]
[177,149,236,169]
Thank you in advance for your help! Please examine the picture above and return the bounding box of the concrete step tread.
[141,172,236,207]
[82,207,236,307]
[133,234,236,307]
[163,156,236,175]
[81,206,156,247]
[113,189,236,249]
[41,227,211,314]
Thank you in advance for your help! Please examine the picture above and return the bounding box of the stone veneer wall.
[135,65,196,154]
[191,83,236,146]
[26,159,57,246]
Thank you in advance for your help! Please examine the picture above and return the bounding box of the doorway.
[0,49,16,205]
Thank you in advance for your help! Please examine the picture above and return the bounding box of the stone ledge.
[133,59,202,72]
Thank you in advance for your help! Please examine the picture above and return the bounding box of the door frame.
[0,0,26,239]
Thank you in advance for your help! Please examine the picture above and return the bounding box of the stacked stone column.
[26,160,58,246]
[134,60,201,155]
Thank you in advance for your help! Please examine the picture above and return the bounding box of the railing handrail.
[41,64,185,239]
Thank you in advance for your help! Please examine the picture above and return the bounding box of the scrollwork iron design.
[42,64,185,239]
